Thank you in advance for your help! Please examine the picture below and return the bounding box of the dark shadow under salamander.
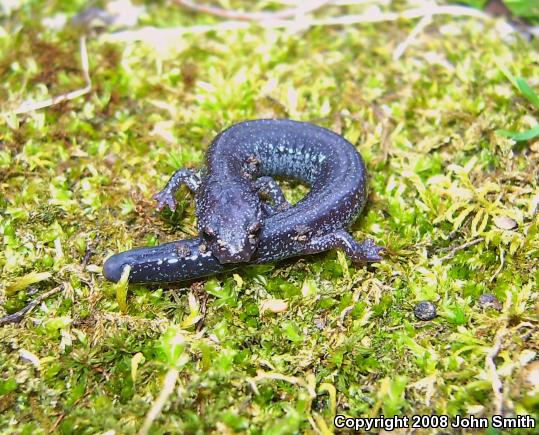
[103,119,384,283]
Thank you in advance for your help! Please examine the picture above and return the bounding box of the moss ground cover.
[1,1,538,433]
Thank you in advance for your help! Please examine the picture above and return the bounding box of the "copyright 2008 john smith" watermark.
[334,414,536,432]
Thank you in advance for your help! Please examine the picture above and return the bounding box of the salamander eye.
[248,221,262,234]
[203,226,216,238]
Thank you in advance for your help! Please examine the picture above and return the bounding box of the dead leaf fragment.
[260,299,288,314]
[493,215,517,230]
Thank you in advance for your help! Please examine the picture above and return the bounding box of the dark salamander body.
[104,119,383,283]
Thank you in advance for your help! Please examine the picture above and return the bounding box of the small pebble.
[478,293,502,311]
[414,301,437,321]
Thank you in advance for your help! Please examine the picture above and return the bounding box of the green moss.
[1,0,538,433]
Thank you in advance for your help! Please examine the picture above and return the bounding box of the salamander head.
[198,180,263,263]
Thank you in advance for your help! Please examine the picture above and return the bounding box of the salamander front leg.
[303,230,384,263]
[153,168,201,212]
[254,176,290,216]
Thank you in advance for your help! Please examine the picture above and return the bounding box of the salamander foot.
[153,168,201,212]
[304,230,384,264]
[153,188,178,212]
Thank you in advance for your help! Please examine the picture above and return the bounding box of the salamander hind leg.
[254,176,290,216]
[303,230,384,263]
[153,168,201,212]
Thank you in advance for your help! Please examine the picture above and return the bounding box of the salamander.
[103,119,383,283]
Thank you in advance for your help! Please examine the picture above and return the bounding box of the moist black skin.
[104,119,384,283]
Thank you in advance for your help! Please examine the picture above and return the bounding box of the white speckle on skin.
[168,258,178,264]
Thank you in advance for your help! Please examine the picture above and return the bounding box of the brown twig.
[0,285,63,327]
[11,36,91,115]
[486,329,507,415]
[49,413,65,433]
[439,237,483,262]
[173,0,330,21]
[138,368,179,435]
[48,391,91,433]
[195,288,208,333]
[82,245,95,268]
[393,13,432,60]
[485,292,512,415]
[81,236,101,269]
[489,247,505,283]
[103,4,507,44]
[308,4,491,26]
